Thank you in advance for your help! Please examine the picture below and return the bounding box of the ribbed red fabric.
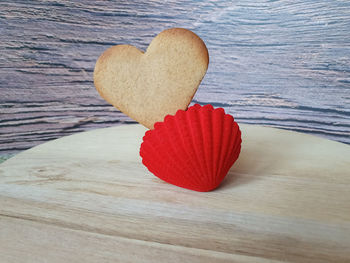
[140,104,242,192]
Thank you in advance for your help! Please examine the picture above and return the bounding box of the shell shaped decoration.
[140,104,242,192]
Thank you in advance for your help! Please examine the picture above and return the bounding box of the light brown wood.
[0,124,349,263]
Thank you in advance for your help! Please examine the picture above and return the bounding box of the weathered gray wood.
[1,1,349,159]
[1,124,349,262]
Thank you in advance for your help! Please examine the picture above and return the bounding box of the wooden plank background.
[1,124,350,262]
[1,0,349,160]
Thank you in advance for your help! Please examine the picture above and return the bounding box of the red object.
[140,104,242,192]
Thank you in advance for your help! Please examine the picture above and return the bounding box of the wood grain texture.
[0,216,280,263]
[1,1,349,159]
[0,124,349,262]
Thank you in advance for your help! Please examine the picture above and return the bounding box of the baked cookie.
[93,28,209,129]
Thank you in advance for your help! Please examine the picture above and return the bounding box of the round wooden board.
[1,124,350,263]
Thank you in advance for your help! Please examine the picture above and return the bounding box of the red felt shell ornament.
[140,104,242,192]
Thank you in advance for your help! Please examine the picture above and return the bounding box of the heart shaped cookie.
[93,28,209,129]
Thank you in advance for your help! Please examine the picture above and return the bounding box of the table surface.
[1,0,350,160]
[1,124,349,263]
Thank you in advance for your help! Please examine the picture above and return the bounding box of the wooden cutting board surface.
[0,124,349,263]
